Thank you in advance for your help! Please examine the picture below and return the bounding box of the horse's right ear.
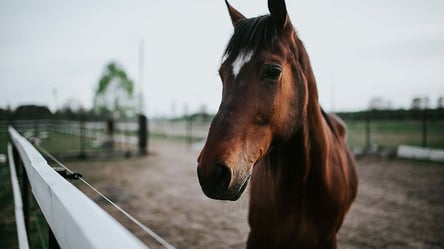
[268,0,289,30]
[225,0,246,27]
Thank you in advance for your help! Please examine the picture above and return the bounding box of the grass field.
[39,132,102,154]
[0,130,8,155]
[0,161,17,249]
[0,127,132,156]
[343,119,444,150]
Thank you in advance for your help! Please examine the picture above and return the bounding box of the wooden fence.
[8,126,149,249]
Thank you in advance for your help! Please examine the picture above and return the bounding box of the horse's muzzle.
[197,163,236,200]
[197,162,251,201]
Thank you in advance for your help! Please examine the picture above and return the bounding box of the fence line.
[9,126,148,249]
[7,143,30,249]
[1,118,149,159]
[35,143,177,249]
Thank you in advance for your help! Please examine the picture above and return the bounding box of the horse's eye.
[262,65,282,81]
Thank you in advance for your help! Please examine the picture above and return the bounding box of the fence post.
[422,108,428,147]
[107,118,115,152]
[79,116,86,159]
[365,110,371,153]
[34,119,39,138]
[138,114,148,155]
[186,116,193,146]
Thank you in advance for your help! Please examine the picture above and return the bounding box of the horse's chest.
[248,165,325,248]
[248,204,320,246]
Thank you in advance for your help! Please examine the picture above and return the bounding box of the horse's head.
[197,0,308,200]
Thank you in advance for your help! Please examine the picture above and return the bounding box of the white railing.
[8,127,148,249]
[7,143,30,249]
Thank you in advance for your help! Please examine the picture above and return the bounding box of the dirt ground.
[68,138,444,249]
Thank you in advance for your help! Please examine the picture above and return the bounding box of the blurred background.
[1,1,443,249]
[1,0,443,114]
[1,0,443,156]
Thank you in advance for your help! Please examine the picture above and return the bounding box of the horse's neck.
[268,101,331,204]
[293,36,331,184]
[268,36,333,200]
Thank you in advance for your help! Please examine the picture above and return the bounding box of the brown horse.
[197,0,358,248]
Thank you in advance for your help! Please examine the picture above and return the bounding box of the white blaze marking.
[221,53,229,64]
[232,51,254,78]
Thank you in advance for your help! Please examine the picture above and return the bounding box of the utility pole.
[422,97,428,148]
[52,88,58,113]
[138,38,148,155]
[138,39,145,114]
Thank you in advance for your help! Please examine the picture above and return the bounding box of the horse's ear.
[225,0,246,27]
[268,0,289,30]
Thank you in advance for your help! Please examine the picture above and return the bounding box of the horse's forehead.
[231,51,254,79]
[221,40,290,81]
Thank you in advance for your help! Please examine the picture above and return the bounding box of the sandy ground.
[68,138,444,249]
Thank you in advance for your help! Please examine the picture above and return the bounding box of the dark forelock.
[224,15,278,58]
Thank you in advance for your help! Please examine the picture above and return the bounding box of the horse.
[197,0,358,248]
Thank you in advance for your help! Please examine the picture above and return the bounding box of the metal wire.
[34,144,176,249]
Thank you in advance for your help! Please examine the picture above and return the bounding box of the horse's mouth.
[230,172,252,200]
[204,171,252,201]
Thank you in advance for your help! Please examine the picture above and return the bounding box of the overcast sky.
[1,0,443,116]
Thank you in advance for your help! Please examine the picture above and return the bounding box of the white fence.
[397,145,444,162]
[8,127,148,249]
[150,119,210,140]
[7,143,29,249]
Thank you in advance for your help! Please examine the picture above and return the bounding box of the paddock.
[1,125,443,248]
[62,138,444,249]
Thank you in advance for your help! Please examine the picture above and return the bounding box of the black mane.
[224,15,278,58]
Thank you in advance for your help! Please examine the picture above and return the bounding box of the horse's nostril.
[197,162,232,198]
[214,163,231,192]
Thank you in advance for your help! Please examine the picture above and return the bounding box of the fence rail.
[7,143,30,249]
[8,126,148,249]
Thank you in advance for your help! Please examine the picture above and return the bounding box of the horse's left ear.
[225,0,246,27]
[268,0,289,30]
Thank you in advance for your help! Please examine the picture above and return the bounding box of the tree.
[368,97,392,110]
[411,97,429,110]
[93,62,136,119]
[13,105,52,120]
[438,97,444,109]
[0,106,13,121]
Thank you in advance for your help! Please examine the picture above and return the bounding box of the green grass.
[344,119,444,149]
[40,132,102,154]
[0,130,8,155]
[0,161,18,249]
[150,131,204,143]
[8,128,109,155]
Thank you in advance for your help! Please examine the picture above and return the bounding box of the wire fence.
[0,118,146,159]
[337,109,444,155]
[8,126,176,249]
[1,109,443,159]
[149,110,444,154]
